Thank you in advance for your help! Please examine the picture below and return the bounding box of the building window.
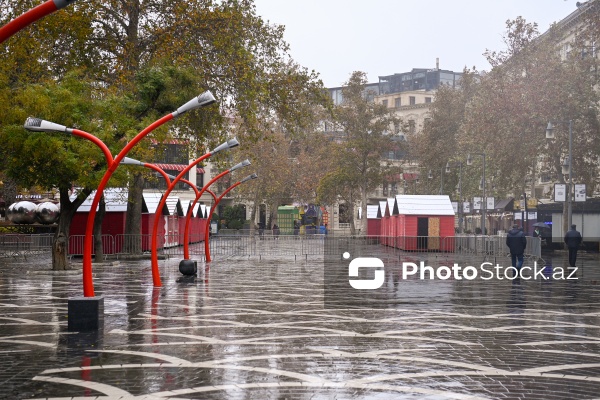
[425,97,432,103]
[540,173,552,183]
[339,203,351,224]
[145,170,190,191]
[408,120,416,134]
[382,99,388,108]
[409,96,416,105]
[158,143,188,164]
[394,97,401,108]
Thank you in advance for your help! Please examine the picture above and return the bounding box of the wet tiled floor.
[1,247,600,399]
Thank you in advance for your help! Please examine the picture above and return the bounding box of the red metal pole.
[0,0,76,44]
[182,187,216,259]
[204,181,241,262]
[167,175,217,258]
[180,169,231,255]
[81,114,174,296]
[131,164,216,267]
[124,161,218,268]
[143,163,173,186]
[150,152,215,287]
[71,129,113,165]
[25,91,216,297]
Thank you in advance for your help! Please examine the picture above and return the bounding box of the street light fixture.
[24,90,217,297]
[446,161,463,233]
[467,152,486,235]
[545,119,573,231]
[204,173,258,262]
[182,159,251,260]
[149,139,239,286]
[120,157,223,278]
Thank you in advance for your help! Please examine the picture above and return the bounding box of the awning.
[385,174,402,182]
[151,164,205,173]
[494,197,514,212]
[150,139,189,145]
[402,173,419,181]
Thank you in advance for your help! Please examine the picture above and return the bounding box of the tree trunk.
[124,172,144,254]
[348,194,356,236]
[249,189,260,236]
[269,200,280,229]
[53,186,91,270]
[52,232,69,270]
[93,195,106,262]
[360,187,368,236]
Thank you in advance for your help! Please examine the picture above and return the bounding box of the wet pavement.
[1,247,600,399]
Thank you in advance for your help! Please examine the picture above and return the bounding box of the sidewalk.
[1,248,600,399]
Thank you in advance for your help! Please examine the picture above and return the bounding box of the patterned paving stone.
[1,248,600,399]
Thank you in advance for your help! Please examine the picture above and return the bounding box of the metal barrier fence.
[0,233,54,258]
[445,235,542,261]
[0,233,543,261]
[68,234,116,258]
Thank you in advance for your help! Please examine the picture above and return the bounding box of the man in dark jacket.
[564,224,582,268]
[506,224,527,272]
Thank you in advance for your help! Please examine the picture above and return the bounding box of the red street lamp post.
[120,158,219,259]
[150,139,240,286]
[204,173,258,262]
[182,159,251,260]
[0,0,79,44]
[24,90,217,297]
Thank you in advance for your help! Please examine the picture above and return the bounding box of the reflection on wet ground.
[1,246,600,399]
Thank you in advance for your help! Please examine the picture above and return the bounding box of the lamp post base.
[179,259,197,276]
[68,296,104,332]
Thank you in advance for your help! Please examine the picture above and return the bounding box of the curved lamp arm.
[0,0,79,44]
[181,159,250,259]
[24,117,114,165]
[204,173,258,262]
[24,90,217,297]
[151,138,240,286]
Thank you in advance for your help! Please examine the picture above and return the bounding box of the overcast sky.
[253,0,582,88]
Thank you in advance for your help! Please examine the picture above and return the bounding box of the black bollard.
[179,259,197,276]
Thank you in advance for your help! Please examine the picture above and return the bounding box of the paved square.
[1,246,600,399]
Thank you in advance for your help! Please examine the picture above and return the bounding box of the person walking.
[506,224,527,275]
[564,224,583,268]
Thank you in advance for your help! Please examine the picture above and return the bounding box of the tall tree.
[461,18,600,206]
[0,72,125,269]
[417,16,600,217]
[324,71,400,234]
[410,68,480,198]
[1,0,329,266]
